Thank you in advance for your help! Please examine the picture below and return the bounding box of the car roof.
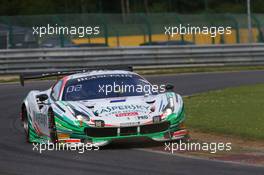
[67,70,138,80]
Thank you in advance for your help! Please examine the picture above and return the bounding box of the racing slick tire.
[48,109,58,143]
[22,106,30,142]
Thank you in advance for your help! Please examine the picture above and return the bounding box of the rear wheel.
[48,109,58,143]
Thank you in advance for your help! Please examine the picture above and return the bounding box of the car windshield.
[62,74,156,101]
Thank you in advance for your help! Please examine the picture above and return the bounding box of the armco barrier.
[0,44,264,74]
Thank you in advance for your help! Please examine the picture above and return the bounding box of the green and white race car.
[20,67,188,146]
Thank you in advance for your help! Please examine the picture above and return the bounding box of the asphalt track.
[0,70,264,175]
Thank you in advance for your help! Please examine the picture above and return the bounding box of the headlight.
[70,106,90,122]
[169,97,174,108]
[76,114,90,127]
[162,97,174,117]
[161,107,173,119]
[76,115,84,121]
[165,108,173,115]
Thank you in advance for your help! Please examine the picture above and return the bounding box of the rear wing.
[19,66,133,86]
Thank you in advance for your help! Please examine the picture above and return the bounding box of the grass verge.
[136,65,264,75]
[184,83,264,140]
[1,65,264,83]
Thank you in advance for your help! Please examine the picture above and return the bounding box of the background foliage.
[0,0,264,16]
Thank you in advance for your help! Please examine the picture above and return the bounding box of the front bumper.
[57,120,188,146]
[55,109,187,146]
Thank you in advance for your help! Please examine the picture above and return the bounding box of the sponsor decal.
[77,74,133,82]
[137,115,148,120]
[115,112,139,117]
[96,104,149,114]
[110,99,126,103]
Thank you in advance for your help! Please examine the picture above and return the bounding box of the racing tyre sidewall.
[48,109,58,143]
[22,109,30,142]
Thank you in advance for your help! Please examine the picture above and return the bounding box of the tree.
[121,0,126,14]
[144,0,149,13]
[125,0,130,14]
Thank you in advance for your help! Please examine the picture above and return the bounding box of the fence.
[1,13,264,49]
[0,44,264,74]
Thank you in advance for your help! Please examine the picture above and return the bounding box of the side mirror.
[36,94,49,102]
[165,84,174,91]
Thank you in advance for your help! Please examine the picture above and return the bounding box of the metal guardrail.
[1,44,264,74]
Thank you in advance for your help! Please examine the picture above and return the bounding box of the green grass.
[137,65,264,75]
[184,83,264,140]
[1,65,264,83]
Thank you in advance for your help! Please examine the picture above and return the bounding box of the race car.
[20,67,188,146]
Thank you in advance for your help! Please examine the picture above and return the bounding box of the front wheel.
[48,109,58,143]
[22,107,30,142]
